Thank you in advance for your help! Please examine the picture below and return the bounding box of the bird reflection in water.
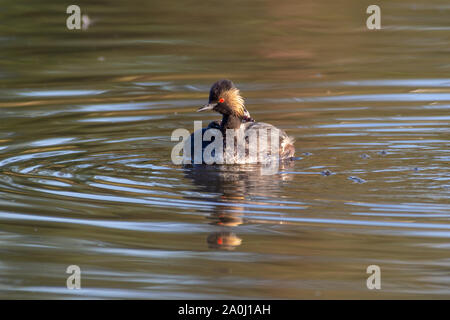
[184,162,294,250]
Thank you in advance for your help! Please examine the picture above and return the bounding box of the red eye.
[219,98,224,103]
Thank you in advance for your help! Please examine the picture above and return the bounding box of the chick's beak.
[197,103,217,112]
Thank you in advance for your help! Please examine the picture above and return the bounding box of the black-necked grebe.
[189,79,295,164]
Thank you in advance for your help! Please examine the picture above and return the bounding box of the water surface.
[0,0,449,299]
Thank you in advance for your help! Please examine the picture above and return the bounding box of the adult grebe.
[189,79,295,164]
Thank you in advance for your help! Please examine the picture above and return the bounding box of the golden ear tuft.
[222,88,245,117]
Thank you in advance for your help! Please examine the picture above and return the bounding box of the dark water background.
[0,0,449,298]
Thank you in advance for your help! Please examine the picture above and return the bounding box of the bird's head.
[198,79,252,121]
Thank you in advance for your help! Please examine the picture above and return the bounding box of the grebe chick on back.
[188,79,295,164]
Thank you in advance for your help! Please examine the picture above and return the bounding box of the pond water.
[0,0,449,299]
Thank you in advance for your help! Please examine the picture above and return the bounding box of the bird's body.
[187,79,295,164]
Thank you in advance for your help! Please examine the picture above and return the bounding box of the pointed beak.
[197,103,217,112]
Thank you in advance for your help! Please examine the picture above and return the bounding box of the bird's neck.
[220,114,242,132]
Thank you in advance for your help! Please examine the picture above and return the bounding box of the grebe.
[189,79,295,164]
